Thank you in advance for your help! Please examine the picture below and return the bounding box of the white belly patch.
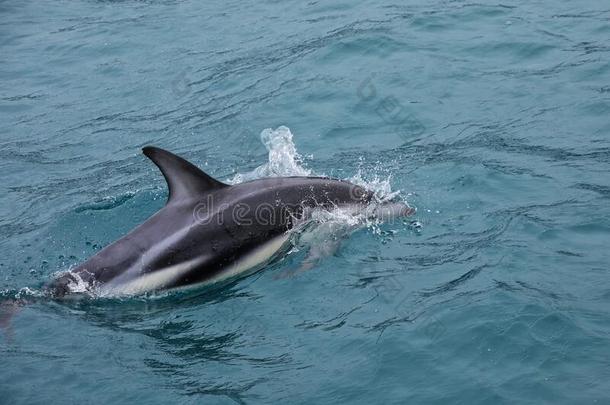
[101,233,290,297]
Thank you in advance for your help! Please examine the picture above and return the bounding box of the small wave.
[74,192,136,213]
[0,286,46,301]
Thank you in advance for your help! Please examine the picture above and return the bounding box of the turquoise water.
[2,0,610,403]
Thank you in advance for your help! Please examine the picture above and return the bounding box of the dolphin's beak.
[371,201,416,221]
[402,204,416,217]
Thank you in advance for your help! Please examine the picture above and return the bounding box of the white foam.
[227,126,310,184]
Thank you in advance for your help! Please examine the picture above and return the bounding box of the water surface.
[1,0,609,403]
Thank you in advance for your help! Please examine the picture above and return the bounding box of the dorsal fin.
[142,146,227,204]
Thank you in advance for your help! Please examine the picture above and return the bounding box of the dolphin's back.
[46,148,373,297]
[162,176,372,289]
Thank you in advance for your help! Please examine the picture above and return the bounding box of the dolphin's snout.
[371,201,415,221]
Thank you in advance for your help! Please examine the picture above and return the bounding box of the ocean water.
[1,0,609,403]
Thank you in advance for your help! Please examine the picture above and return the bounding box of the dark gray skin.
[46,147,414,297]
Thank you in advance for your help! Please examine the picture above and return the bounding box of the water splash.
[225,126,413,269]
[227,125,405,202]
[348,170,400,203]
[227,126,411,238]
[227,126,311,184]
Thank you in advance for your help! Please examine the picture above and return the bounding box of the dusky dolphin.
[45,147,414,297]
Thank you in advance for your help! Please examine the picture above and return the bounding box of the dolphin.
[45,147,414,297]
